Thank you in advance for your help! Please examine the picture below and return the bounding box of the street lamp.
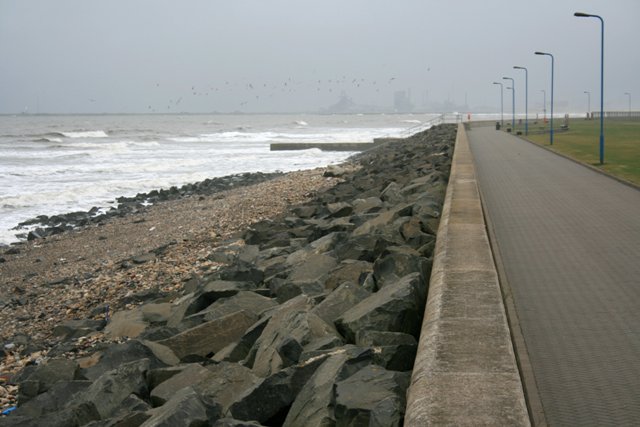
[584,91,591,118]
[503,76,515,131]
[493,82,504,127]
[575,12,604,164]
[506,86,514,132]
[514,66,529,135]
[535,51,554,145]
[541,89,546,122]
[625,92,631,114]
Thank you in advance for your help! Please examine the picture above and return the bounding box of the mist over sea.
[0,113,439,244]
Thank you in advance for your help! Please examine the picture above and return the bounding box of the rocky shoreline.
[11,171,284,242]
[0,124,456,426]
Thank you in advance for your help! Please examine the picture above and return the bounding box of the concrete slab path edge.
[405,124,530,426]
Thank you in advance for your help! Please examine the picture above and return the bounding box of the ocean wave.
[47,152,92,161]
[401,119,422,124]
[128,140,161,147]
[33,137,64,143]
[169,128,399,145]
[58,130,109,138]
[42,140,160,153]
[296,148,324,156]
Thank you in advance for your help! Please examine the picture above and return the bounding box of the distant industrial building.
[394,90,414,112]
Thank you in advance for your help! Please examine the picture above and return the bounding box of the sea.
[0,113,440,244]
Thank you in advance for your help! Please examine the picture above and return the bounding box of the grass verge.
[522,118,640,185]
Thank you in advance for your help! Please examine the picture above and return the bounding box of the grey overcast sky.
[0,0,638,114]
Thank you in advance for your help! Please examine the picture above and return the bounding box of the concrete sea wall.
[405,124,530,425]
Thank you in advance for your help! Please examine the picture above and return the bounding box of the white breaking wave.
[0,113,431,244]
[34,137,64,143]
[169,128,405,145]
[61,130,109,138]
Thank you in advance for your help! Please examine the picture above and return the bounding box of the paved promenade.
[467,126,640,426]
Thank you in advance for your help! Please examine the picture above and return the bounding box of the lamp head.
[574,12,591,17]
[534,51,545,55]
[513,66,525,70]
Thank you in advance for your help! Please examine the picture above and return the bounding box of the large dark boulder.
[185,291,277,324]
[310,282,371,325]
[141,386,221,427]
[335,273,426,343]
[167,281,258,328]
[0,404,100,427]
[84,395,152,427]
[165,292,210,329]
[251,304,340,377]
[74,358,151,420]
[215,265,264,285]
[356,331,419,372]
[324,260,373,291]
[333,234,396,263]
[17,358,80,405]
[200,280,258,301]
[14,380,91,419]
[350,205,411,239]
[51,319,105,341]
[150,364,213,406]
[212,316,271,363]
[372,246,431,289]
[399,216,436,249]
[80,340,164,381]
[226,356,328,423]
[380,182,404,204]
[352,197,384,215]
[283,347,374,427]
[194,362,260,414]
[271,253,338,302]
[325,202,353,218]
[333,365,411,427]
[158,310,258,360]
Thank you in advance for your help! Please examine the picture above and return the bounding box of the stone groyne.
[4,125,455,426]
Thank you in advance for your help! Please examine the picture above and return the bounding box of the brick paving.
[467,126,640,426]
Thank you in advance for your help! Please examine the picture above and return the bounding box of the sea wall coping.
[405,123,530,425]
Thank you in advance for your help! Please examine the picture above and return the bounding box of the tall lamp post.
[625,92,631,114]
[514,66,528,135]
[584,91,591,118]
[541,89,546,122]
[535,52,554,145]
[506,86,514,131]
[493,82,504,127]
[575,12,604,164]
[502,76,515,131]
